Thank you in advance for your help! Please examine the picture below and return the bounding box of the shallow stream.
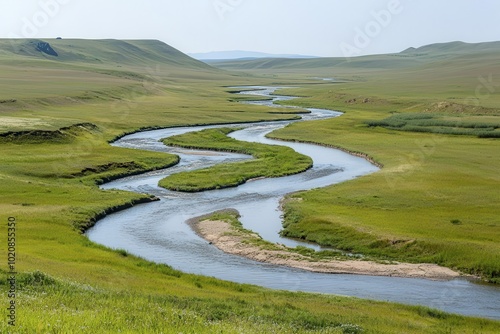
[86,87,500,320]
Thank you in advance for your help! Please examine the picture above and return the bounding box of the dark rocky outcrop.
[35,41,58,57]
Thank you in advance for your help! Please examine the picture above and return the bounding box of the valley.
[0,38,499,333]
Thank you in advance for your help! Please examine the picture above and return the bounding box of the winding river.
[86,87,500,320]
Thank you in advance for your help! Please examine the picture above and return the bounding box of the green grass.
[2,270,499,333]
[0,123,180,187]
[0,38,499,331]
[159,127,312,191]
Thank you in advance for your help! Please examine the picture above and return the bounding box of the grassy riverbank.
[159,127,312,191]
[0,39,499,332]
[4,270,499,334]
[265,69,500,283]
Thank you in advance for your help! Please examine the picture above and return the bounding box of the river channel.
[86,87,500,320]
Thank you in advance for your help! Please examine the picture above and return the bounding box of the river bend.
[86,87,500,320]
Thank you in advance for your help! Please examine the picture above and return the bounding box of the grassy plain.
[159,127,312,191]
[0,39,499,332]
[255,48,500,282]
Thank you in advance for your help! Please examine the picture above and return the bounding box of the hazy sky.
[1,0,500,57]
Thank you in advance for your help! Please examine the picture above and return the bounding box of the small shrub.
[339,323,364,334]
[116,248,129,257]
[18,271,57,288]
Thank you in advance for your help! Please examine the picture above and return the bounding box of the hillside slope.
[211,41,500,72]
[0,39,231,109]
[0,38,215,71]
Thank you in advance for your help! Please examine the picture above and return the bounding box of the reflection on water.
[86,87,500,320]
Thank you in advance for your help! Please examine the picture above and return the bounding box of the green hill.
[0,39,232,111]
[210,54,426,70]
[0,38,214,70]
[210,40,500,72]
[401,40,500,55]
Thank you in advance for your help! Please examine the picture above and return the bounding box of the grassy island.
[159,127,312,192]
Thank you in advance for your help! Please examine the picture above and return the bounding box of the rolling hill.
[401,40,500,55]
[190,50,318,61]
[0,39,232,109]
[210,41,500,72]
[0,38,214,70]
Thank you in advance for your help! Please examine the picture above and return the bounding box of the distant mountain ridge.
[189,50,318,60]
[210,40,500,71]
[3,39,499,74]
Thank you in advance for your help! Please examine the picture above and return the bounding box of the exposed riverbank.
[189,213,463,280]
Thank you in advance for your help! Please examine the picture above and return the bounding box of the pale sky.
[1,0,500,57]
